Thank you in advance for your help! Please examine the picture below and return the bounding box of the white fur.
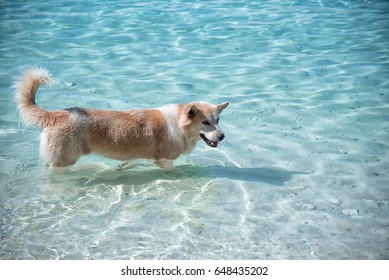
[158,104,181,140]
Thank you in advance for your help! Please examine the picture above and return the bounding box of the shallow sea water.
[0,0,388,259]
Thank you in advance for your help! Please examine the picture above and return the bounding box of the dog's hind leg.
[40,130,81,169]
[155,159,174,170]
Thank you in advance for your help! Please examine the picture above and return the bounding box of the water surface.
[0,0,388,259]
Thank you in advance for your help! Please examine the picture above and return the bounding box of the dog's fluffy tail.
[14,67,53,127]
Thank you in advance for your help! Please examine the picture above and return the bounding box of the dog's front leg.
[116,160,131,170]
[155,159,174,170]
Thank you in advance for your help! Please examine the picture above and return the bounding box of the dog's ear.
[217,102,229,113]
[187,104,199,119]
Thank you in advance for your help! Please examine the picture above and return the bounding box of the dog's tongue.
[209,140,218,148]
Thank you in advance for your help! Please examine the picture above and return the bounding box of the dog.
[14,67,229,170]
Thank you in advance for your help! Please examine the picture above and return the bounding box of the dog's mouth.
[200,133,218,148]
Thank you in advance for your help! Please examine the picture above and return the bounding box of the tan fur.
[14,68,229,169]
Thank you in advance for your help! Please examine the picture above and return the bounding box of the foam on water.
[0,0,388,259]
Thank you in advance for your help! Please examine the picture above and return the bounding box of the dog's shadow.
[48,162,304,187]
[207,166,305,186]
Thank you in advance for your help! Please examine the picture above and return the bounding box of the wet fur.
[14,68,228,169]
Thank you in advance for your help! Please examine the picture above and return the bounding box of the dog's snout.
[219,133,225,141]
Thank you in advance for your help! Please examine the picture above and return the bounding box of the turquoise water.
[0,0,388,259]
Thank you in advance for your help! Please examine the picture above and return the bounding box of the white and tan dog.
[14,68,228,170]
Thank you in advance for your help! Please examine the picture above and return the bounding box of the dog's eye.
[202,120,210,125]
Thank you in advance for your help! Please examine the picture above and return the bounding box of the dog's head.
[183,101,229,148]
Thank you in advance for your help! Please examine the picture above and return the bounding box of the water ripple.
[1,0,388,259]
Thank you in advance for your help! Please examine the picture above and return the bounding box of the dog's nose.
[219,133,225,141]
